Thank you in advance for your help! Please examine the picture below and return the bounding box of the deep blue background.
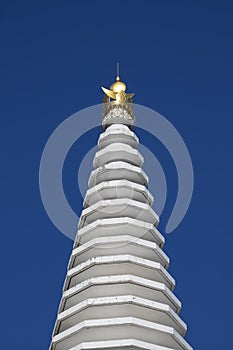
[1,1,233,349]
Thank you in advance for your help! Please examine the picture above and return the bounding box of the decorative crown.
[101,64,135,129]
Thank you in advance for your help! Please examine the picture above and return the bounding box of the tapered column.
[50,123,192,350]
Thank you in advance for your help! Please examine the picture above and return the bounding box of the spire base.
[102,101,135,129]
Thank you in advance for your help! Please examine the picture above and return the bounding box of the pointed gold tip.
[116,62,120,81]
[101,64,134,103]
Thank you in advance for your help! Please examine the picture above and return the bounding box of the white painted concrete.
[78,198,159,228]
[56,295,186,336]
[70,235,169,269]
[64,254,175,291]
[88,161,148,188]
[94,143,144,168]
[74,217,165,248]
[51,317,192,350]
[84,179,154,208]
[98,124,139,149]
[49,123,192,350]
[68,339,179,350]
[60,275,181,314]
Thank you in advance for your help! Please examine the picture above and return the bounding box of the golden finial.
[116,62,120,81]
[101,63,134,103]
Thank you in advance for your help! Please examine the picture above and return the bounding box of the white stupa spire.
[49,75,192,350]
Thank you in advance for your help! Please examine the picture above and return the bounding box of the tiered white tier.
[50,124,192,350]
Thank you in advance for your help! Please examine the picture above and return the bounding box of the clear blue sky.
[1,1,233,349]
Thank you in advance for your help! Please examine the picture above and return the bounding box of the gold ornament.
[101,64,134,103]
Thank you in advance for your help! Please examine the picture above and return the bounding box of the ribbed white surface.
[49,124,192,350]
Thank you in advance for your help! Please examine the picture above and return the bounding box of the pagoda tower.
[49,74,193,350]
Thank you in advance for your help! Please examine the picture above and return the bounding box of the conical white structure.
[49,79,193,350]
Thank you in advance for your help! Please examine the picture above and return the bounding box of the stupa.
[49,71,193,350]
